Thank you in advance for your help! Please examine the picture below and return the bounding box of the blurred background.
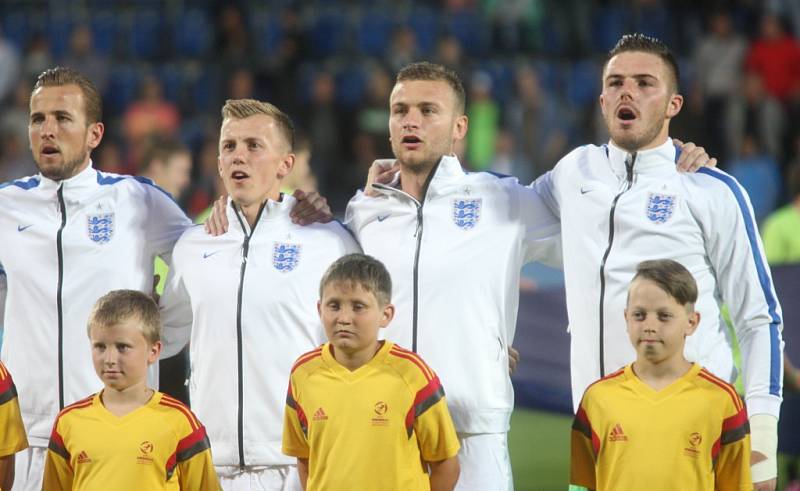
[1,0,800,489]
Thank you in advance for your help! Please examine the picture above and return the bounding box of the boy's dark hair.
[604,33,680,92]
[33,66,103,123]
[319,254,392,306]
[396,62,466,114]
[87,289,161,345]
[631,259,698,307]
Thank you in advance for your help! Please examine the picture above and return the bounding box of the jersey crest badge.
[87,212,114,243]
[452,198,481,230]
[646,193,675,224]
[273,242,301,272]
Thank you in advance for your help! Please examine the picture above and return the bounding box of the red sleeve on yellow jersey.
[0,363,27,456]
[43,421,74,490]
[711,385,751,490]
[282,376,310,458]
[570,403,599,488]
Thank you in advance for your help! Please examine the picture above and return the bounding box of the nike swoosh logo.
[202,251,221,259]
[580,187,593,195]
[377,214,390,222]
[17,224,33,232]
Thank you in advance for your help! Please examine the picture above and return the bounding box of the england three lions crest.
[273,243,301,272]
[646,193,676,224]
[452,198,482,230]
[87,213,114,244]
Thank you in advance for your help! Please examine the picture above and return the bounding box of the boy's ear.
[148,341,163,364]
[685,311,700,337]
[380,303,395,328]
[317,300,322,317]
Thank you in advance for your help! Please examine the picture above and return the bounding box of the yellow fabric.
[283,341,460,491]
[0,362,28,457]
[570,363,751,491]
[43,391,218,491]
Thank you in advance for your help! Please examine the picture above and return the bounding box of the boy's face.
[624,278,699,365]
[90,317,161,392]
[318,281,394,358]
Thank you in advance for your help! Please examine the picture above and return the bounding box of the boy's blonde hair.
[630,259,698,309]
[319,254,392,306]
[87,290,161,345]
[221,98,295,150]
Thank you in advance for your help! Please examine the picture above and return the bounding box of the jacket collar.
[606,138,677,178]
[227,193,295,235]
[373,154,466,202]
[38,160,98,196]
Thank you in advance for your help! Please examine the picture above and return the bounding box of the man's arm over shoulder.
[158,232,196,359]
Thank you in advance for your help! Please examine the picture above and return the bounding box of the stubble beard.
[38,150,89,181]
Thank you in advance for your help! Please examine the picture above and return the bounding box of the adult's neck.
[611,134,671,154]
[101,382,153,417]
[792,196,800,211]
[398,157,442,201]
[632,358,692,391]
[237,192,280,229]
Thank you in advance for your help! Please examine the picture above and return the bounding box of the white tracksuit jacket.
[0,163,190,445]
[533,139,784,417]
[160,196,360,467]
[345,155,561,434]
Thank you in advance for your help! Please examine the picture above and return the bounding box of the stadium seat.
[250,9,284,56]
[405,8,438,56]
[356,10,394,57]
[173,9,212,59]
[90,11,118,56]
[479,60,515,105]
[2,11,32,52]
[335,64,366,107]
[309,10,349,59]
[46,12,75,59]
[591,6,629,53]
[155,63,182,104]
[565,58,599,108]
[106,64,142,113]
[444,10,487,57]
[127,10,162,60]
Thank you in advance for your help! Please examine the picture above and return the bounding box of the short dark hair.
[33,66,103,123]
[87,290,161,345]
[631,259,698,308]
[221,98,295,150]
[396,62,466,114]
[139,135,190,173]
[319,254,392,306]
[604,33,680,92]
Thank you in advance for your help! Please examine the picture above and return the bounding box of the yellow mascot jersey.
[571,363,751,490]
[0,361,28,457]
[283,341,460,490]
[43,391,218,490]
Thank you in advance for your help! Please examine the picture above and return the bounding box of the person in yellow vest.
[571,259,751,490]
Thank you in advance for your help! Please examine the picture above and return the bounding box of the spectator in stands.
[745,13,800,103]
[726,72,785,163]
[762,161,800,264]
[62,25,110,94]
[0,79,32,147]
[466,70,499,171]
[387,26,418,73]
[0,27,20,104]
[727,135,782,223]
[692,10,747,163]
[138,136,193,203]
[123,75,181,165]
[21,34,52,84]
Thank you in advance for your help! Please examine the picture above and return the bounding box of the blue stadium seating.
[127,10,162,60]
[173,9,212,59]
[90,11,118,56]
[356,10,394,57]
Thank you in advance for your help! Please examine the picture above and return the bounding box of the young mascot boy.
[0,361,28,490]
[282,254,461,490]
[570,259,752,490]
[42,290,220,490]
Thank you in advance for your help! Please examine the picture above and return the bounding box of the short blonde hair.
[87,290,161,345]
[221,98,295,150]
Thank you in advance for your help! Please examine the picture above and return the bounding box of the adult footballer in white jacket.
[160,99,360,491]
[531,35,782,490]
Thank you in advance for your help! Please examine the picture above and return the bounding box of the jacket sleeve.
[159,242,193,359]
[516,181,562,267]
[143,182,192,266]
[699,169,784,417]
